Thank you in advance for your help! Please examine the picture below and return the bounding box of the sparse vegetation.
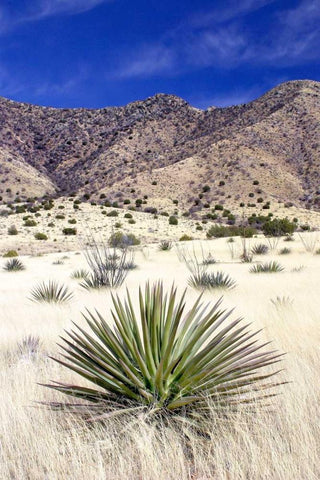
[159,240,173,251]
[189,271,236,290]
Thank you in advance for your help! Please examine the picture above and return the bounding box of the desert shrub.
[8,225,18,235]
[124,213,133,219]
[43,282,282,422]
[196,225,203,231]
[29,280,74,303]
[250,261,284,273]
[3,250,18,257]
[169,216,178,225]
[315,248,320,255]
[159,240,173,251]
[62,228,77,236]
[107,210,119,217]
[68,219,77,224]
[24,219,37,227]
[179,234,193,241]
[55,214,65,220]
[34,232,48,240]
[48,222,55,227]
[202,254,216,265]
[114,222,122,228]
[3,258,25,271]
[128,219,136,224]
[284,235,294,242]
[262,218,296,237]
[207,225,256,238]
[251,243,269,255]
[189,271,236,290]
[109,232,140,248]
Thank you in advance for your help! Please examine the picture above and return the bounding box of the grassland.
[0,234,319,479]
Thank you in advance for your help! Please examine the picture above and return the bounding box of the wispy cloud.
[115,0,320,79]
[0,0,113,34]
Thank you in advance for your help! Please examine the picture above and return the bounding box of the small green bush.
[8,225,18,235]
[109,232,140,248]
[62,228,77,236]
[179,234,193,241]
[24,219,37,227]
[3,250,18,257]
[107,210,119,217]
[169,216,178,225]
[34,232,48,240]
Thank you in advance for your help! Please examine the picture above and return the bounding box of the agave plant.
[3,258,25,271]
[43,282,283,421]
[189,271,236,290]
[250,261,284,273]
[30,280,74,304]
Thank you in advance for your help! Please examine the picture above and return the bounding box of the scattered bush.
[68,219,77,224]
[24,219,37,227]
[3,250,18,257]
[62,228,77,236]
[179,234,193,241]
[8,225,18,235]
[262,218,296,237]
[189,271,236,290]
[34,232,48,240]
[107,210,119,217]
[169,216,178,225]
[109,232,140,248]
[207,225,256,238]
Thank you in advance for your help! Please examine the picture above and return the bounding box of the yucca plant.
[270,296,293,309]
[43,282,283,422]
[189,271,236,290]
[159,240,173,251]
[30,280,74,304]
[71,269,90,280]
[250,261,284,273]
[3,258,25,271]
[251,243,269,255]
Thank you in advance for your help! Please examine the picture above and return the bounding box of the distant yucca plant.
[43,282,283,422]
[189,271,236,290]
[251,243,269,255]
[3,258,25,271]
[17,335,41,360]
[279,247,291,255]
[250,261,284,273]
[270,296,293,309]
[30,280,74,303]
[159,240,173,251]
[71,269,90,280]
[202,254,216,265]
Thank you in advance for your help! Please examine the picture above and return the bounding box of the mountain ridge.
[0,79,319,215]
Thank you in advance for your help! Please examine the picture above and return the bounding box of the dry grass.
[0,235,319,479]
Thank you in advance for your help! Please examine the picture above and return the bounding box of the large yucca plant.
[43,282,283,421]
[30,280,74,304]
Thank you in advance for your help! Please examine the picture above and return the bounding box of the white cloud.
[116,45,176,78]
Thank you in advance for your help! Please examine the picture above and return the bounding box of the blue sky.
[0,0,319,109]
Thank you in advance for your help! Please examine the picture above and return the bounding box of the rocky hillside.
[0,80,319,214]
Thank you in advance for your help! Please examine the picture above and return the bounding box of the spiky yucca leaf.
[30,280,74,303]
[43,282,283,420]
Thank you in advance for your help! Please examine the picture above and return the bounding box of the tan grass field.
[1,234,320,479]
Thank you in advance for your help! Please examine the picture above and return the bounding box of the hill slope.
[0,80,319,214]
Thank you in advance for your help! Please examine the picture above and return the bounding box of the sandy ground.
[1,234,320,478]
[1,198,320,256]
